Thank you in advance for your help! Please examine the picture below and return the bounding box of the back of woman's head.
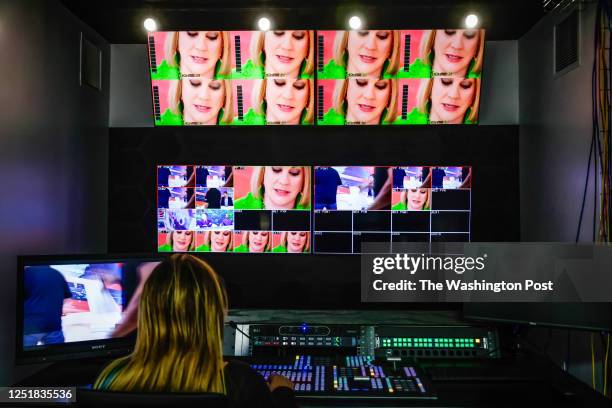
[97,254,228,393]
[139,254,228,356]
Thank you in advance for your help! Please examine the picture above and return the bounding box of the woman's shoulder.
[234,192,263,209]
[272,245,287,253]
[94,357,131,390]
[224,360,281,408]
[158,243,173,252]
[151,59,181,80]
[392,202,406,211]
[157,109,183,126]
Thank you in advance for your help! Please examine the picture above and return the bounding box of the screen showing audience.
[313,166,472,253]
[157,165,312,253]
[148,30,484,126]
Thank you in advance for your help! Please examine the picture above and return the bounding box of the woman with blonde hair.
[245,78,314,125]
[95,254,296,407]
[392,188,431,211]
[235,166,311,210]
[330,78,398,125]
[272,231,310,253]
[250,30,314,78]
[160,78,234,126]
[407,77,480,124]
[328,30,400,78]
[164,31,231,78]
[158,230,196,252]
[196,230,233,252]
[233,231,272,253]
[416,29,485,78]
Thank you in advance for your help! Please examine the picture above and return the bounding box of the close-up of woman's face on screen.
[210,230,231,252]
[346,78,391,124]
[432,29,480,77]
[248,231,269,252]
[178,31,223,77]
[286,231,308,253]
[346,30,393,77]
[263,166,305,209]
[172,230,193,251]
[265,78,309,124]
[181,78,225,124]
[407,188,428,210]
[264,30,309,77]
[429,77,475,124]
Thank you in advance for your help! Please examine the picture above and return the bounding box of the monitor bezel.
[16,253,165,365]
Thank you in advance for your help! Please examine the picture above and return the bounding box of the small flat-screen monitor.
[17,255,162,363]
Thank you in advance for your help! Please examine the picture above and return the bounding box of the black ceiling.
[59,0,545,44]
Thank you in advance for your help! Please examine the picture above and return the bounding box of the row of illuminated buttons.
[254,341,340,346]
[382,337,478,343]
[385,343,477,349]
[381,338,479,346]
[255,336,344,342]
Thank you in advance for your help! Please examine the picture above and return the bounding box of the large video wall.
[157,165,472,254]
[148,29,484,126]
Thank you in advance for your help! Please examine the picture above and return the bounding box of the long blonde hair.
[333,30,400,77]
[164,31,231,77]
[250,31,315,76]
[249,166,311,208]
[251,79,314,124]
[416,77,481,123]
[419,29,485,75]
[94,254,228,393]
[332,79,398,124]
[167,79,234,124]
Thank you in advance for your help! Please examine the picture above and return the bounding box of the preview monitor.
[147,29,484,126]
[17,256,162,363]
[157,165,312,253]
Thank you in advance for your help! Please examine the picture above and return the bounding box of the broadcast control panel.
[231,324,499,359]
[248,354,435,400]
[226,324,498,401]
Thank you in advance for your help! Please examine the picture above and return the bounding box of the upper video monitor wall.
[149,31,315,126]
[147,29,484,126]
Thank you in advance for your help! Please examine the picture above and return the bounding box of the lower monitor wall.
[107,125,519,308]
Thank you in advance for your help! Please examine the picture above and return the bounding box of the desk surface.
[13,352,610,407]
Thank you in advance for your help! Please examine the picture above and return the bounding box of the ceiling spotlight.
[465,14,479,29]
[348,16,362,30]
[258,17,271,31]
[143,17,157,32]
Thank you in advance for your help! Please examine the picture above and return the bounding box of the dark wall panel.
[108,125,519,308]
[0,0,110,385]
